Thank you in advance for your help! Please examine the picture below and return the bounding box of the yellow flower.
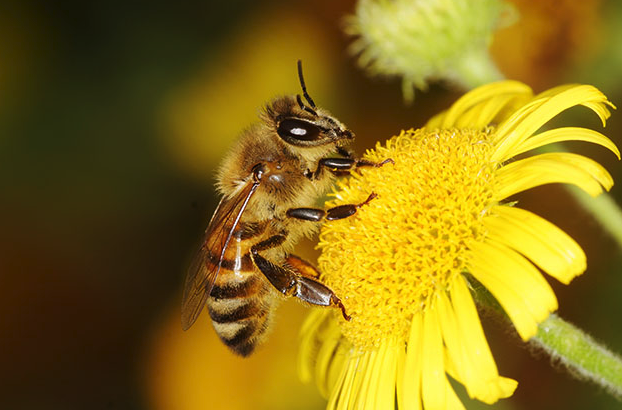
[299,81,618,409]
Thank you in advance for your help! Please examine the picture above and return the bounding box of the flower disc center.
[318,128,497,348]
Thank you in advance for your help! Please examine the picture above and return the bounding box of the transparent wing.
[181,178,260,330]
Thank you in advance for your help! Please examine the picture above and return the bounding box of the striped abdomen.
[206,233,278,356]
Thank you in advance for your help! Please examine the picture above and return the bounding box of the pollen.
[318,128,497,349]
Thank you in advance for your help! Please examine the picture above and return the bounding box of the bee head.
[273,103,354,147]
[264,61,355,150]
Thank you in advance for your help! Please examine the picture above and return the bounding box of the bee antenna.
[297,60,316,109]
[296,94,318,116]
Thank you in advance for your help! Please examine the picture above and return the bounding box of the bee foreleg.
[311,157,394,179]
[286,192,377,222]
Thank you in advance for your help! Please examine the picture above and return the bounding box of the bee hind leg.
[294,276,351,321]
[250,239,351,321]
[286,254,350,320]
[285,254,320,279]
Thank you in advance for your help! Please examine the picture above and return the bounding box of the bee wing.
[181,178,261,331]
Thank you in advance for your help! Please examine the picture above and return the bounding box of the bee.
[181,61,391,356]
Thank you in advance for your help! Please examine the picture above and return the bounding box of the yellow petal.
[326,343,349,396]
[354,344,398,409]
[315,336,341,397]
[354,348,380,409]
[452,93,529,129]
[395,347,411,410]
[439,276,517,403]
[485,206,586,284]
[437,292,464,379]
[331,354,366,410]
[492,85,613,162]
[325,354,349,410]
[530,84,615,125]
[490,98,546,146]
[438,290,484,399]
[364,343,399,409]
[426,81,533,129]
[533,84,583,99]
[298,310,348,397]
[445,379,467,410]
[298,309,327,383]
[447,279,496,402]
[583,100,616,124]
[496,152,614,199]
[350,351,373,409]
[468,241,558,340]
[452,276,517,401]
[512,127,620,160]
[421,301,447,409]
[401,313,424,410]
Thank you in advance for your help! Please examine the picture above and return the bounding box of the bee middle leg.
[286,192,377,222]
[249,236,351,321]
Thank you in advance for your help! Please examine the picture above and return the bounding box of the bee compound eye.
[277,118,321,142]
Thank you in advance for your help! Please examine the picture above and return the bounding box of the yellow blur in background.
[160,9,338,179]
[145,300,323,410]
[1,1,621,409]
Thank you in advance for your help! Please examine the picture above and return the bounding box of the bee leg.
[286,254,350,321]
[294,276,351,321]
[286,254,320,279]
[336,146,353,158]
[250,238,351,321]
[286,192,377,222]
[311,156,394,179]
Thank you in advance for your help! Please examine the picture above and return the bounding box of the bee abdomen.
[210,272,262,299]
[208,299,274,356]
[209,297,262,323]
[208,274,275,356]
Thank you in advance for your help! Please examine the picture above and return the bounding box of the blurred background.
[1,0,621,409]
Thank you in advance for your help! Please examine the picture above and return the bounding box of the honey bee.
[181,61,391,356]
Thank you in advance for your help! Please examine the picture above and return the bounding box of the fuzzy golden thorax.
[216,95,355,220]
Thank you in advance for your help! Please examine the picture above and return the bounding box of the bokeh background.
[1,0,621,409]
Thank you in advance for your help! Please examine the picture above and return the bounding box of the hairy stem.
[532,314,622,399]
[470,279,622,400]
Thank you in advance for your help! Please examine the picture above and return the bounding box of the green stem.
[470,279,622,400]
[532,314,622,399]
[451,47,504,89]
